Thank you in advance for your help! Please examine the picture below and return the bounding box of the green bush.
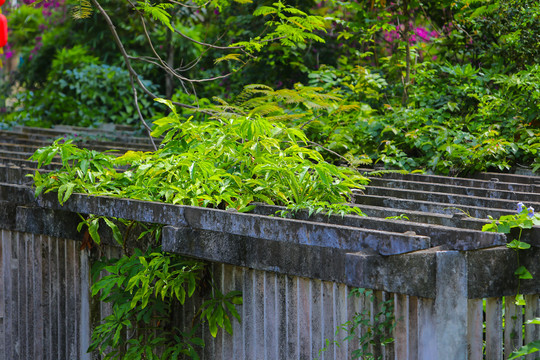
[7,56,159,128]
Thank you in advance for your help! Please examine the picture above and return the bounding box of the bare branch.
[90,0,198,111]
[167,0,210,9]
[129,73,158,151]
[172,24,243,50]
[91,0,242,118]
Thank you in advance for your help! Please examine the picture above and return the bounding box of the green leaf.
[188,275,196,297]
[515,266,533,280]
[154,98,177,115]
[508,340,540,359]
[88,218,101,244]
[103,218,124,247]
[515,293,527,306]
[507,240,531,250]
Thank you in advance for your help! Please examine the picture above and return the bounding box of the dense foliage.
[32,106,367,213]
[2,0,539,357]
[3,0,537,174]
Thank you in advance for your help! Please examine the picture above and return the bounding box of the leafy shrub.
[31,103,368,214]
[8,61,159,128]
[89,248,242,359]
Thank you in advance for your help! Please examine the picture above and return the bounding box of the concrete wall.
[0,229,91,360]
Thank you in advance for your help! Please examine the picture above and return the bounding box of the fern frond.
[266,113,305,122]
[249,104,283,116]
[212,97,231,106]
[136,1,173,31]
[469,3,500,18]
[214,53,245,64]
[281,7,307,16]
[334,104,361,113]
[244,84,275,91]
[71,0,93,19]
[253,6,278,17]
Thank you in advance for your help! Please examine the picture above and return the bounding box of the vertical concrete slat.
[215,263,225,359]
[25,233,34,360]
[192,272,205,359]
[58,237,67,360]
[276,272,287,360]
[242,267,255,360]
[232,267,245,360]
[0,230,10,360]
[524,295,540,360]
[222,264,234,358]
[42,235,52,360]
[264,271,278,360]
[0,230,4,360]
[14,232,23,359]
[468,299,484,360]
[310,279,322,360]
[231,266,245,359]
[434,251,469,360]
[50,236,60,360]
[298,277,311,360]
[254,269,266,357]
[203,262,219,360]
[346,286,363,358]
[20,232,30,360]
[33,234,44,360]
[334,283,348,359]
[394,293,409,359]
[79,249,91,360]
[66,237,77,360]
[321,280,334,360]
[382,292,395,360]
[504,296,523,359]
[72,237,81,360]
[408,296,419,359]
[417,297,436,359]
[12,231,20,359]
[485,297,503,360]
[370,290,383,358]
[286,275,299,359]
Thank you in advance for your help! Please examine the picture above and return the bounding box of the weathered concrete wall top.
[0,125,539,300]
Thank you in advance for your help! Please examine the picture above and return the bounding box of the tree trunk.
[402,0,411,105]
[165,28,175,100]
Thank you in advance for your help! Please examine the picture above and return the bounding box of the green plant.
[31,101,368,214]
[8,59,160,128]
[483,203,540,358]
[317,288,395,360]
[89,248,242,359]
[483,202,539,305]
[385,214,409,221]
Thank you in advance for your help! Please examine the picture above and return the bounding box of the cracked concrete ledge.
[1,182,537,299]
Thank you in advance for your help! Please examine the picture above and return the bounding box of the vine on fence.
[483,202,540,359]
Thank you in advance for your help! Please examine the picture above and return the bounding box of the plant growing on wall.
[483,203,540,359]
[30,103,368,357]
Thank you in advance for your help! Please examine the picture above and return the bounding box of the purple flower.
[517,202,525,213]
[528,207,535,218]
[415,27,431,41]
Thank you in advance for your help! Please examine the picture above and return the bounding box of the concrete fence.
[1,126,540,359]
